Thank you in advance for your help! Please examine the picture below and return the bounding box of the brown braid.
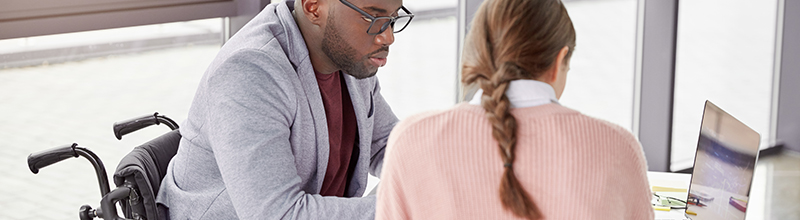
[481,62,541,219]
[460,0,575,219]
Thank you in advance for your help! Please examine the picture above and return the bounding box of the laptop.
[682,100,761,220]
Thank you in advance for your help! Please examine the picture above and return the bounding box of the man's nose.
[374,26,395,46]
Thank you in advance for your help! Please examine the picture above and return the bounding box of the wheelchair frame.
[27,112,179,220]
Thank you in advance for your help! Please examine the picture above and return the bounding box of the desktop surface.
[649,171,692,220]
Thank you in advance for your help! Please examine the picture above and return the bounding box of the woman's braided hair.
[461,0,575,219]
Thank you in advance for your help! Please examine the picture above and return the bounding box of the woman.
[375,0,653,219]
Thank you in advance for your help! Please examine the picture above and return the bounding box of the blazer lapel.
[342,74,374,196]
[293,57,330,192]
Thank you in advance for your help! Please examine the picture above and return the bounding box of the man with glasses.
[156,0,413,219]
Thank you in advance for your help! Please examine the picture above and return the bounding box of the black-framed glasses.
[339,0,414,35]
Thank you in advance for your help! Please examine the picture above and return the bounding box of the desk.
[648,171,692,220]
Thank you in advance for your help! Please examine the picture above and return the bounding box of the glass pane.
[559,0,638,131]
[370,0,458,192]
[672,0,777,171]
[377,16,457,120]
[1,18,222,68]
[405,0,457,11]
[0,19,222,219]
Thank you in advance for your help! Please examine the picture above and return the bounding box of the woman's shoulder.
[385,105,477,160]
[392,103,483,136]
[518,104,638,141]
[565,106,643,154]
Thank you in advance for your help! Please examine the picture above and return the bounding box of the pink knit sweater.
[376,103,654,220]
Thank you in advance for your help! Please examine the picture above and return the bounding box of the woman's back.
[377,103,654,219]
[377,0,654,219]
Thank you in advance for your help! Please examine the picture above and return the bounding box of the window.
[377,0,458,120]
[559,0,638,132]
[370,0,458,193]
[671,0,778,170]
[0,19,222,219]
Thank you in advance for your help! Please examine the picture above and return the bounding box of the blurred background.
[1,0,798,219]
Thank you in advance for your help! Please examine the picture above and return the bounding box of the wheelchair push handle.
[113,112,178,140]
[28,143,111,197]
[28,143,78,174]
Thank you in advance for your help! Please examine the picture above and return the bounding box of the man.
[156,0,413,218]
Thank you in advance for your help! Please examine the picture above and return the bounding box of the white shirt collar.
[468,79,560,108]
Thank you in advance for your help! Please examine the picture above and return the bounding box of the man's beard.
[321,13,386,79]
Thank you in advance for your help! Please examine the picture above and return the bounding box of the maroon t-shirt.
[315,70,358,197]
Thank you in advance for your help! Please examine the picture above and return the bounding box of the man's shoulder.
[202,46,300,103]
[218,27,292,68]
[209,47,293,81]
[223,1,306,64]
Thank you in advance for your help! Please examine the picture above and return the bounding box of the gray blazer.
[156,1,398,219]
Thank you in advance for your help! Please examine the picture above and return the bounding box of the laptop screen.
[685,101,760,219]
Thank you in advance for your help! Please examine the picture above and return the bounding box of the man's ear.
[301,0,325,25]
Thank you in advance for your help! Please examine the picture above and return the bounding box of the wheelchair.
[27,112,180,220]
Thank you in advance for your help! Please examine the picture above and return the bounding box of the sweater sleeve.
[619,131,655,220]
[374,140,411,220]
[375,114,425,220]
